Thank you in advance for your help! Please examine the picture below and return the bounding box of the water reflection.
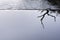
[0,10,60,40]
[37,8,60,28]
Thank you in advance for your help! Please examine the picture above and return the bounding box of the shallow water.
[0,10,60,40]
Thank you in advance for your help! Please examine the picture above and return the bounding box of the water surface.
[0,10,60,40]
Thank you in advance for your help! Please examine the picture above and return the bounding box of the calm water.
[0,10,60,40]
[0,0,60,40]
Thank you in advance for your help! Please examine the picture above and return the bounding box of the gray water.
[0,0,60,40]
[0,10,60,40]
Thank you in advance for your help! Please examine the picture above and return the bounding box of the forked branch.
[37,8,58,28]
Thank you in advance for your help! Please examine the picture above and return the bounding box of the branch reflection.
[37,8,60,28]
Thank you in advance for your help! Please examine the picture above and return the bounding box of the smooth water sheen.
[0,10,60,40]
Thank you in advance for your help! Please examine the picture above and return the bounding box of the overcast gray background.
[0,0,58,9]
[0,10,60,40]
